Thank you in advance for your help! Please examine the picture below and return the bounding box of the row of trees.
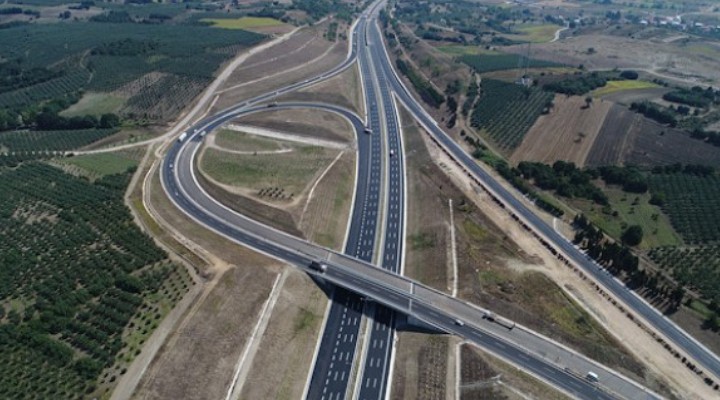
[395,58,445,108]
[36,112,120,131]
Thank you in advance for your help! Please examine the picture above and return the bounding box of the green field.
[62,152,137,177]
[592,80,660,97]
[213,130,283,152]
[201,146,338,195]
[571,186,682,249]
[60,92,126,117]
[202,17,284,30]
[504,24,559,43]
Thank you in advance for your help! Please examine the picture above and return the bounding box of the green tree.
[621,225,643,246]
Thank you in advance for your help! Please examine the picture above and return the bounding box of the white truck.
[178,132,188,142]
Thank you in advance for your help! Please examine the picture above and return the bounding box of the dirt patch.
[238,268,328,399]
[277,63,365,116]
[391,333,450,400]
[460,343,572,400]
[235,108,355,143]
[132,264,278,400]
[510,95,612,167]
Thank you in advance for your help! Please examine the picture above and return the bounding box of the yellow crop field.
[505,24,559,43]
[592,80,659,97]
[202,17,285,30]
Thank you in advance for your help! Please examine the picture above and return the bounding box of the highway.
[162,108,641,398]
[355,11,406,400]
[364,3,720,383]
[305,15,386,400]
[160,4,666,400]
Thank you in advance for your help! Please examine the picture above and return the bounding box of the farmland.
[469,79,554,151]
[0,162,188,399]
[592,80,660,97]
[586,106,720,168]
[201,17,285,30]
[511,94,612,166]
[503,24,560,43]
[460,54,563,74]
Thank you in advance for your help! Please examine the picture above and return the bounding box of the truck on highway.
[178,132,188,142]
[309,260,327,273]
[483,310,515,330]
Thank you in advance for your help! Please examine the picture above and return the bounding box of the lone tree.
[584,96,593,108]
[621,225,643,246]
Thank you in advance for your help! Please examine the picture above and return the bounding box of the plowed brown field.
[510,95,612,166]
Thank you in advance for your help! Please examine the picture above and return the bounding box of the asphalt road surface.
[305,15,387,400]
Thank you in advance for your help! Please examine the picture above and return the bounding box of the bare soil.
[391,333,451,400]
[510,95,613,167]
[235,108,355,143]
[239,268,328,400]
[132,264,278,400]
[277,63,365,116]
